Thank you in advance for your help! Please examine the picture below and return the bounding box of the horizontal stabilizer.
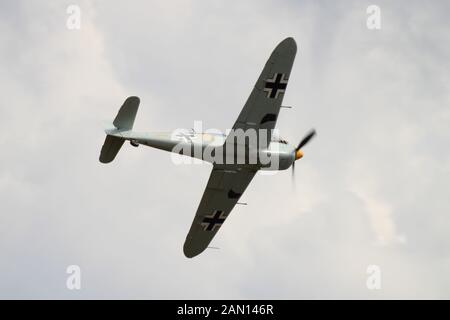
[99,135,125,163]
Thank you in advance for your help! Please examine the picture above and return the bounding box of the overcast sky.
[1,0,449,299]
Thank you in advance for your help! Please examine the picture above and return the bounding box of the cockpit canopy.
[271,131,288,144]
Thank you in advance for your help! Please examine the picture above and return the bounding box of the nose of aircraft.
[295,149,304,160]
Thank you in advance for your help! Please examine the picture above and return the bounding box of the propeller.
[291,161,296,187]
[292,129,316,186]
[296,129,316,151]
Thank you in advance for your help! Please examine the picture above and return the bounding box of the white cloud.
[351,185,406,246]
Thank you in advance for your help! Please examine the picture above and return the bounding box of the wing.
[183,166,257,258]
[226,37,297,148]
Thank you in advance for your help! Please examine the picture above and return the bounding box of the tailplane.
[99,96,140,163]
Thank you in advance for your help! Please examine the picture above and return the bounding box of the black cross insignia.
[201,210,227,232]
[264,73,288,99]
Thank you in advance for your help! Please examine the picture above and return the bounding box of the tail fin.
[113,96,139,130]
[99,96,140,164]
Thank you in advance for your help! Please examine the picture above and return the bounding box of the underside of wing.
[226,37,297,148]
[183,166,257,258]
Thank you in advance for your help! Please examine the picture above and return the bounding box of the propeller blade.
[296,129,316,151]
[291,161,296,189]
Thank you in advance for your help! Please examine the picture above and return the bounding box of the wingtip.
[183,241,207,259]
[184,252,196,259]
[183,246,200,259]
[126,96,140,104]
[273,37,297,56]
[284,36,296,42]
[282,37,297,50]
[99,157,110,164]
[183,249,198,259]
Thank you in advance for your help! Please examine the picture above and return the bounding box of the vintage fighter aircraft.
[99,37,316,258]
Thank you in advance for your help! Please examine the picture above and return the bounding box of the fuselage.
[107,129,296,171]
